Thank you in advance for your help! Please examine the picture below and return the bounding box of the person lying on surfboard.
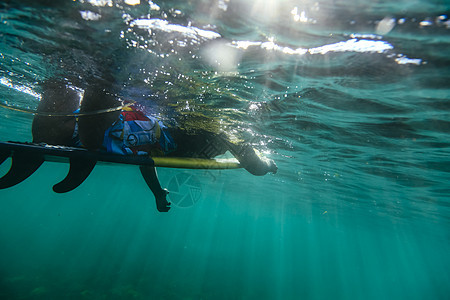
[31,80,278,212]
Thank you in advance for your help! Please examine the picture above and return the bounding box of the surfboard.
[0,141,241,169]
[0,141,241,193]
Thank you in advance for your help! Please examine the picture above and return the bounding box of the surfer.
[31,80,277,211]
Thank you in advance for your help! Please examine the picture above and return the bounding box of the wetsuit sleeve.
[225,141,277,176]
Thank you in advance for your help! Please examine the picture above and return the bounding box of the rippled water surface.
[0,0,449,299]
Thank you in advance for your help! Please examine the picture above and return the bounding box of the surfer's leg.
[139,166,171,212]
[32,80,81,145]
[78,83,121,150]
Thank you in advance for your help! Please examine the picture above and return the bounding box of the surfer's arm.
[140,166,171,212]
[224,141,277,176]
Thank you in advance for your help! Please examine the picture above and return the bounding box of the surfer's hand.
[155,188,171,212]
[244,155,278,176]
[266,158,278,174]
[257,157,278,175]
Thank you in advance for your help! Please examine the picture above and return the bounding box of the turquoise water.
[1,0,449,299]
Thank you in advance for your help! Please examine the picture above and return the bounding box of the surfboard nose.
[0,151,44,189]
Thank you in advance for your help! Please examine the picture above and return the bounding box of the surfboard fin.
[0,152,44,189]
[53,157,97,193]
[0,149,9,166]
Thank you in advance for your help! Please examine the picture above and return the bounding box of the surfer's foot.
[155,188,171,212]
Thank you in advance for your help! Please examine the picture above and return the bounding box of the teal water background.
[0,0,449,299]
